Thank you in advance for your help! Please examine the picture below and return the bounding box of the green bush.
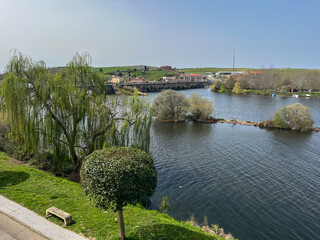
[224,77,235,90]
[188,94,214,121]
[272,103,313,131]
[0,119,63,172]
[210,81,222,92]
[81,147,157,240]
[0,119,31,161]
[29,151,55,171]
[159,196,171,214]
[239,79,250,89]
[0,120,10,152]
[123,86,135,93]
[232,82,247,94]
[272,107,288,129]
[219,85,228,93]
[152,89,189,121]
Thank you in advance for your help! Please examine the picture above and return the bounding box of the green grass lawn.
[177,68,252,74]
[92,66,137,74]
[0,152,225,240]
[92,67,178,82]
[130,70,178,82]
[92,66,320,83]
[92,66,320,76]
[178,67,320,74]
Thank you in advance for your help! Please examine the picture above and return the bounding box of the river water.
[148,89,320,240]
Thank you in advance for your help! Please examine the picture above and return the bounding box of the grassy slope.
[178,68,320,74]
[93,66,320,85]
[94,66,320,78]
[92,66,137,74]
[0,153,224,240]
[177,68,252,74]
[92,67,179,82]
[130,70,178,82]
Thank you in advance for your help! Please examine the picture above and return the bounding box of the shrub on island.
[188,94,214,121]
[272,103,313,132]
[152,89,189,121]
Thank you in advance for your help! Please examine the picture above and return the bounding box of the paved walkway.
[0,211,47,240]
[0,195,88,240]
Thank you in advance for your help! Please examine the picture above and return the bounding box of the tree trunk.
[118,209,125,240]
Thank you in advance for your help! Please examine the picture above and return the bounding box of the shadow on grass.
[0,171,30,188]
[129,223,217,240]
[0,186,75,201]
[47,214,77,226]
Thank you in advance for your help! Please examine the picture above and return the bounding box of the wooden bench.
[46,207,72,226]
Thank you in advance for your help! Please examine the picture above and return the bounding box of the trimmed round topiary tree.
[80,147,157,240]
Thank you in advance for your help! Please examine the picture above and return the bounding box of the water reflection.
[148,89,320,240]
[147,88,320,125]
[152,120,214,137]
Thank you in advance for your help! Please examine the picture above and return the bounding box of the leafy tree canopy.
[81,146,157,240]
[81,146,157,211]
[232,82,247,94]
[188,94,214,121]
[1,50,151,171]
[272,103,313,132]
[210,81,222,92]
[152,89,189,121]
[219,84,228,93]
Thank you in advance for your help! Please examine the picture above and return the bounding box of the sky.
[0,0,319,71]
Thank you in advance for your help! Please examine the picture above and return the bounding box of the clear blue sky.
[0,0,319,71]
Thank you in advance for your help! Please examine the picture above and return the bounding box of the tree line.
[212,69,320,93]
[240,69,320,91]
[0,50,152,174]
[152,89,314,132]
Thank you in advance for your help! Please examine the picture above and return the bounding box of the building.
[215,71,246,77]
[109,76,123,83]
[160,65,173,71]
[163,76,177,82]
[179,73,207,82]
[131,76,148,83]
[205,72,215,81]
[137,65,149,71]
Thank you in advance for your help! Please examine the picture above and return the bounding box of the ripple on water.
[150,119,320,240]
[148,89,320,240]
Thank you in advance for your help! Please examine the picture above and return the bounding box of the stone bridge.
[105,81,211,94]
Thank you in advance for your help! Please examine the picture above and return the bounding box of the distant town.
[104,65,261,84]
[1,64,318,94]
[98,65,320,95]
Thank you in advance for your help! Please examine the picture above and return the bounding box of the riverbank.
[210,89,320,98]
[149,89,320,240]
[213,119,320,132]
[0,152,229,240]
[246,90,320,97]
[162,117,320,133]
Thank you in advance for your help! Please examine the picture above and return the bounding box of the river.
[148,89,320,240]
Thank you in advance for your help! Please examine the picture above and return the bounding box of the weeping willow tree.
[1,50,151,171]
